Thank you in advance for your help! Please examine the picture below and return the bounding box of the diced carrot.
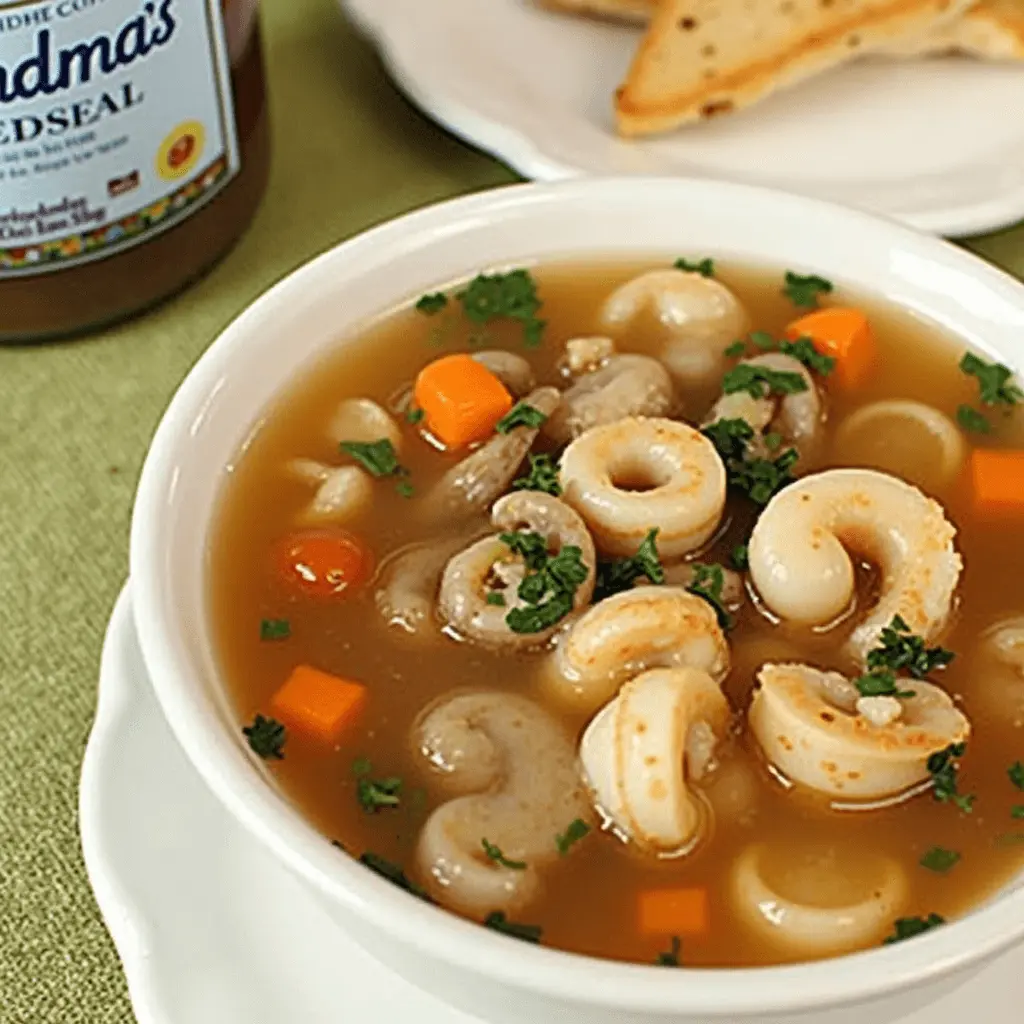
[413,353,513,450]
[275,528,372,598]
[970,449,1024,516]
[638,888,710,936]
[785,307,876,390]
[271,665,368,744]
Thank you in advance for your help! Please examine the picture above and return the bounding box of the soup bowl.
[130,177,1024,1024]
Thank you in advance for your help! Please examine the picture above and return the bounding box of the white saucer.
[341,0,1024,237]
[80,584,1024,1023]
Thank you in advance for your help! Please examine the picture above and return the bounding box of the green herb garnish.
[763,431,783,451]
[496,401,548,434]
[486,591,507,607]
[406,406,425,424]
[395,480,415,499]
[783,271,833,309]
[500,532,589,634]
[511,453,562,496]
[656,936,682,967]
[853,669,915,699]
[730,544,750,571]
[960,352,1023,408]
[724,340,747,358]
[927,742,974,813]
[956,404,991,434]
[722,363,809,399]
[458,269,545,347]
[1009,761,1024,790]
[416,292,449,315]
[594,528,665,600]
[884,914,945,944]
[357,776,403,813]
[260,618,291,641]
[702,418,798,506]
[866,615,954,679]
[243,714,286,760]
[483,911,542,944]
[481,839,527,870]
[674,257,715,277]
[556,818,591,856]
[1012,807,1024,819]
[919,846,960,873]
[686,562,733,630]
[360,852,432,902]
[749,330,776,350]
[340,438,406,478]
[778,336,836,376]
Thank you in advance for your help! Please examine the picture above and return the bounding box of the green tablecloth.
[1,1,1022,1019]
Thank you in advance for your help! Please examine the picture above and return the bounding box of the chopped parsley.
[405,406,425,425]
[457,269,546,347]
[242,714,286,760]
[259,618,291,641]
[866,615,954,679]
[730,543,750,571]
[496,401,548,434]
[1009,761,1024,790]
[594,528,665,601]
[764,431,783,451]
[927,742,974,813]
[340,438,406,478]
[360,852,432,902]
[778,336,836,376]
[701,417,799,507]
[656,936,682,967]
[783,271,833,309]
[353,758,403,813]
[674,256,715,277]
[884,914,945,944]
[722,363,808,399]
[1012,806,1024,820]
[919,846,960,873]
[956,404,991,435]
[749,330,776,350]
[723,339,746,359]
[483,911,542,944]
[853,669,915,699]
[481,839,527,870]
[686,562,733,630]
[486,591,507,607]
[511,453,562,496]
[415,292,449,315]
[960,352,1023,408]
[556,818,591,855]
[499,531,589,634]
[395,479,415,499]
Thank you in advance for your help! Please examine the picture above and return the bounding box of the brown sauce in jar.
[0,0,269,341]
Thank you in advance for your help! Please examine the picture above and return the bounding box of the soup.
[210,259,1024,968]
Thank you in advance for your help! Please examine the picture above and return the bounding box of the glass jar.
[0,0,270,341]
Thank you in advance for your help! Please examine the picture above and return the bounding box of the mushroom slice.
[580,666,731,854]
[749,663,970,802]
[731,842,908,956]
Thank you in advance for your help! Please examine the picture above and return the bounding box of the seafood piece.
[581,666,731,854]
[288,459,373,524]
[747,468,962,664]
[560,417,726,559]
[749,663,970,801]
[328,397,402,450]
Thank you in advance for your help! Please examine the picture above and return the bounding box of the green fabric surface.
[0,0,1022,1018]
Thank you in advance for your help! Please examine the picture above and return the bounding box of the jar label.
[0,0,240,277]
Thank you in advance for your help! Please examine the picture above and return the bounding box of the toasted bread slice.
[615,0,974,136]
[536,0,655,23]
[883,0,1024,57]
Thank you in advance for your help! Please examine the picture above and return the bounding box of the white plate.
[78,585,479,1024]
[80,584,1024,1023]
[341,0,1024,237]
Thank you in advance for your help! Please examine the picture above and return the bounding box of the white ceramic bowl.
[130,178,1024,1024]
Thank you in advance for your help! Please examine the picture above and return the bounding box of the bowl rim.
[130,175,1024,1016]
